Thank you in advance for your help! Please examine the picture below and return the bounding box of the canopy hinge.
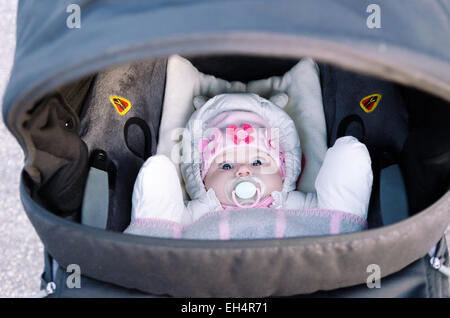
[429,257,450,278]
[31,282,56,298]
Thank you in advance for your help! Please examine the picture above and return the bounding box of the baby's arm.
[130,155,194,225]
[130,154,222,227]
[314,136,373,219]
[186,188,223,221]
[274,190,318,210]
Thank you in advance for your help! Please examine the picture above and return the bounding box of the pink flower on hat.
[198,129,224,180]
[266,128,280,150]
[228,124,254,145]
[198,130,221,155]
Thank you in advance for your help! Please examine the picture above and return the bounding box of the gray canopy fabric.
[3,0,450,133]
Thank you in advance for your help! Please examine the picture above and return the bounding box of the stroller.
[2,0,449,297]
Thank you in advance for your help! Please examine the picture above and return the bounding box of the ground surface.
[0,0,44,298]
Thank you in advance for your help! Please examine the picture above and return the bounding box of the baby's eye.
[252,159,263,166]
[220,163,234,170]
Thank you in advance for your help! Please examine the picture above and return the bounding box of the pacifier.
[230,178,262,208]
[235,181,257,199]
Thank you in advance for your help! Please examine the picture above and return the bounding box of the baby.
[125,93,373,234]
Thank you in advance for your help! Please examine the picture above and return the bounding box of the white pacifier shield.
[234,181,257,199]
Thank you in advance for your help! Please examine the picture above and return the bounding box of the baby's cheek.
[262,173,284,193]
[258,160,281,175]
[204,171,232,204]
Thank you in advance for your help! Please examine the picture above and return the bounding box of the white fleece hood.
[180,93,302,200]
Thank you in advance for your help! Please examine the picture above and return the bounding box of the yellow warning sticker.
[360,94,381,113]
[110,96,132,115]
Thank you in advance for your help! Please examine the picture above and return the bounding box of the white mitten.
[315,136,373,219]
[131,154,193,224]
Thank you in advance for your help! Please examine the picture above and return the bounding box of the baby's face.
[204,147,283,205]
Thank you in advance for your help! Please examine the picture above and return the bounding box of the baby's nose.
[236,165,251,177]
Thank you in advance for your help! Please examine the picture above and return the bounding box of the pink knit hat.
[198,111,286,180]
